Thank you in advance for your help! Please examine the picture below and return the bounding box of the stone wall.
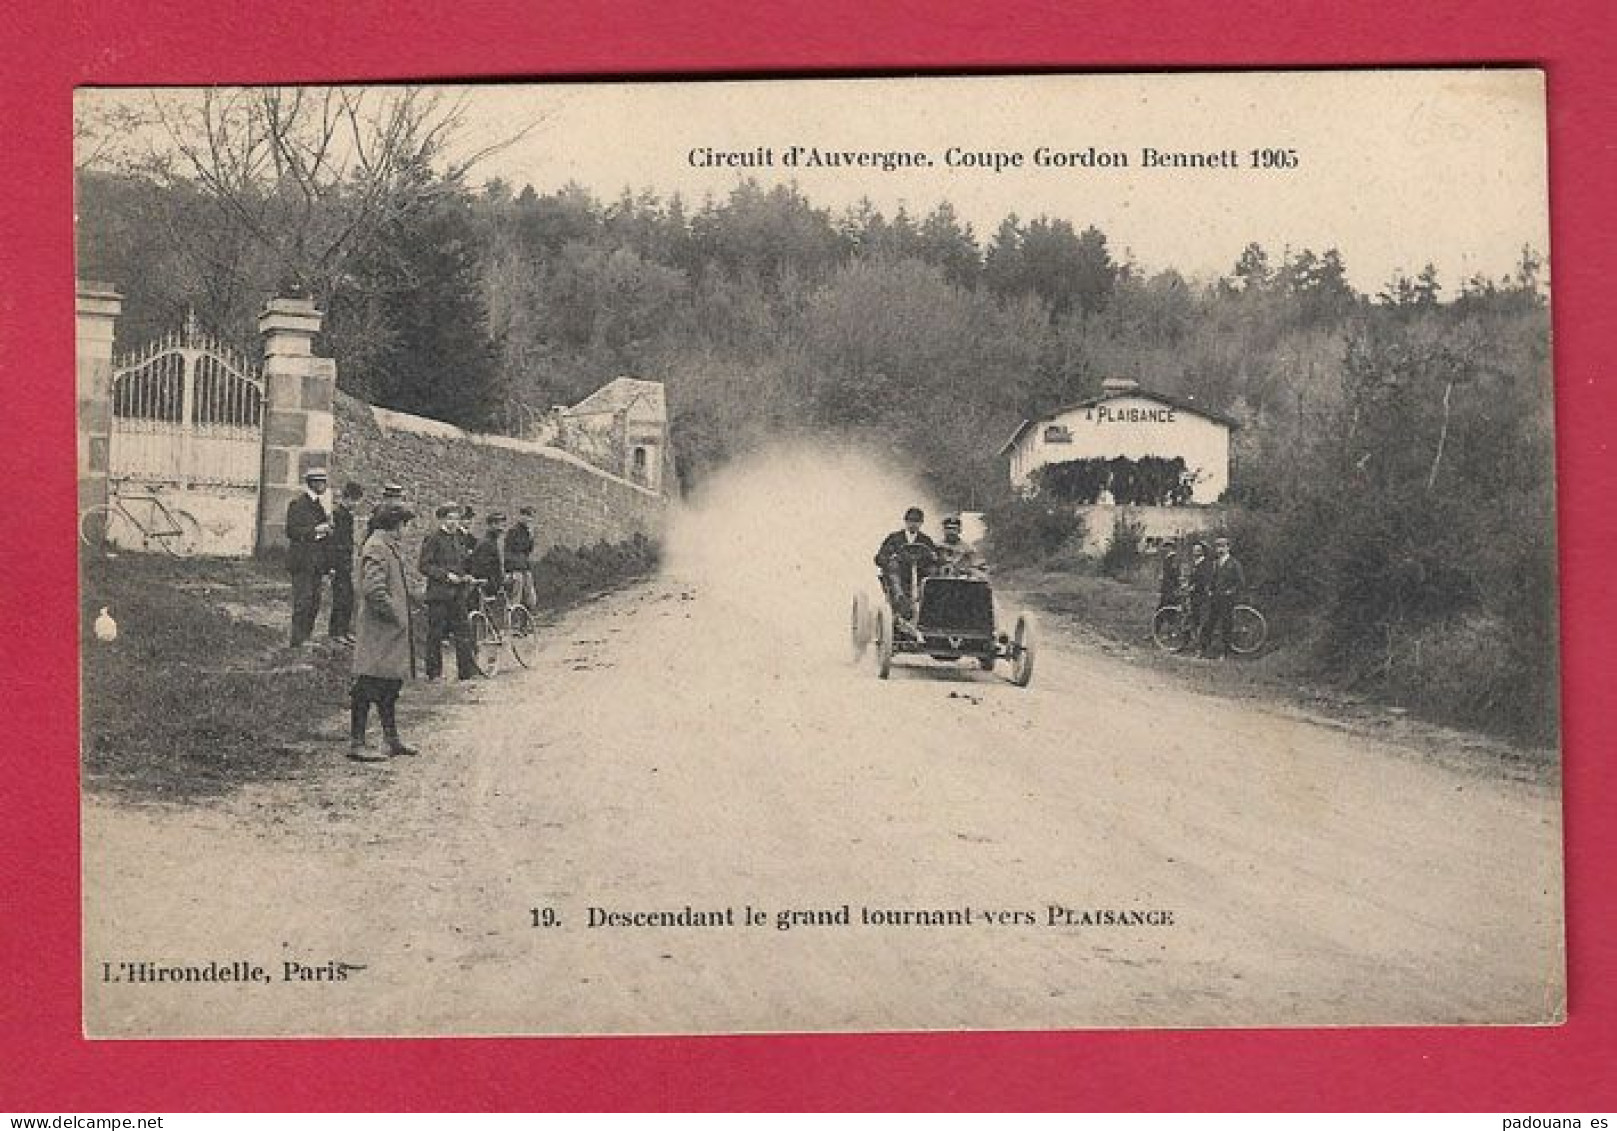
[331,392,668,569]
[1073,503,1229,556]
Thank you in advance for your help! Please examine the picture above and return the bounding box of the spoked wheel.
[874,605,894,680]
[79,505,131,556]
[1151,604,1195,653]
[157,510,203,557]
[850,592,871,662]
[1229,604,1268,656]
[508,603,539,668]
[469,610,502,677]
[1009,612,1037,688]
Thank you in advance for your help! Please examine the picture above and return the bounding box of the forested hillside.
[76,142,1557,739]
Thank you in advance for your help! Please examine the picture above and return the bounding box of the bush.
[984,499,1084,566]
[1381,613,1554,743]
[1033,455,1194,505]
[531,533,661,608]
[1100,511,1146,579]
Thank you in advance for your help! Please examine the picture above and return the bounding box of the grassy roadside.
[80,541,659,805]
[1000,565,1558,781]
[80,556,350,803]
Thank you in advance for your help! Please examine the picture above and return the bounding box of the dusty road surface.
[84,453,1564,1036]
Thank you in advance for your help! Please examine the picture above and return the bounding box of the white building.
[998,377,1235,505]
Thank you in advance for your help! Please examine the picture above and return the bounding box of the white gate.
[108,312,264,556]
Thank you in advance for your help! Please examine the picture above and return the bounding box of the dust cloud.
[661,441,939,661]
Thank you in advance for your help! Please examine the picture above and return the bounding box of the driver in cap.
[874,506,939,631]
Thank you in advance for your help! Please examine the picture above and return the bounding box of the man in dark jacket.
[467,512,508,598]
[286,468,332,647]
[327,481,364,643]
[1199,537,1247,658]
[874,506,938,629]
[419,503,478,680]
[1186,541,1213,643]
[457,506,479,556]
[504,506,538,608]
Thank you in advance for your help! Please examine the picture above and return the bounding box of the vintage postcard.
[75,71,1561,1037]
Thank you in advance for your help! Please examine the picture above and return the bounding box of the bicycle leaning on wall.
[79,483,202,558]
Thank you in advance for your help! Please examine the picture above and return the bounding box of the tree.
[328,177,505,430]
[917,201,981,289]
[125,87,532,305]
[1228,242,1273,293]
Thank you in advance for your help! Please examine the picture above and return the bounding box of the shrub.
[1381,613,1554,743]
[1100,510,1146,579]
[1033,456,1194,505]
[984,499,1084,566]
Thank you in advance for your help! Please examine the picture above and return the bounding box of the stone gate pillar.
[76,281,122,514]
[256,296,336,554]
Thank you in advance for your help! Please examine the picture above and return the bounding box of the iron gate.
[108,312,265,555]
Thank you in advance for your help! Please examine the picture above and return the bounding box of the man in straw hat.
[285,467,333,647]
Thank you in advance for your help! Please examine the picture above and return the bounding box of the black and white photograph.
[74,71,1562,1037]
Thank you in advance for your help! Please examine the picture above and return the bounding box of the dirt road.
[83,562,1564,1036]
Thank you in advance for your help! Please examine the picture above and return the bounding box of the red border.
[4,0,1614,1112]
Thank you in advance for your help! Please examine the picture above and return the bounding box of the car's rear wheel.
[850,591,871,661]
[1010,612,1037,688]
[875,606,893,680]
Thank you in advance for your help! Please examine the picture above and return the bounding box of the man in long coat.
[349,502,418,762]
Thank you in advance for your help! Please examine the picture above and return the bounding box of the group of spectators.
[283,467,542,764]
[1157,536,1246,658]
[415,501,537,681]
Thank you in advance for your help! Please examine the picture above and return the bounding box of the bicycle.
[79,486,202,557]
[466,580,540,676]
[1151,591,1267,656]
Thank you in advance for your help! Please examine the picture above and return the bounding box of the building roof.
[997,386,1239,456]
[565,377,667,421]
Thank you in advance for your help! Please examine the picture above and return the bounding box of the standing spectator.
[504,506,538,608]
[327,481,364,643]
[1157,538,1182,611]
[419,503,479,681]
[366,482,407,537]
[1199,537,1247,659]
[468,512,508,598]
[454,505,480,620]
[349,502,419,763]
[1187,541,1213,647]
[285,468,332,647]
